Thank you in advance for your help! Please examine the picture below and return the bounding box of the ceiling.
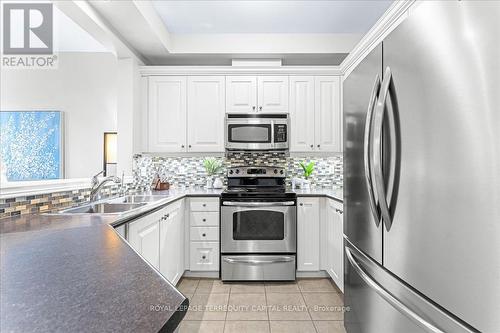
[53,6,108,53]
[64,0,393,65]
[152,0,393,34]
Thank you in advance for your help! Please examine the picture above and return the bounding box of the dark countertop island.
[0,213,188,333]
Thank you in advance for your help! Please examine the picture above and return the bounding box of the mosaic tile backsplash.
[0,182,131,219]
[0,152,343,219]
[132,152,343,190]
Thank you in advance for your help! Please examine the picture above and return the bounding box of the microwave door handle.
[223,201,295,207]
[270,121,275,148]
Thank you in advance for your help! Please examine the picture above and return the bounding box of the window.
[0,111,63,182]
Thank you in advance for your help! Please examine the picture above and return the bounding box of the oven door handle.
[223,257,295,264]
[222,201,295,207]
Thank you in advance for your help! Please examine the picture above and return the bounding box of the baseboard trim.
[296,270,329,278]
[183,270,219,278]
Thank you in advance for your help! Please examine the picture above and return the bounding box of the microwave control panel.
[274,124,287,143]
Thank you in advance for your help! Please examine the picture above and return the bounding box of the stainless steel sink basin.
[108,195,165,204]
[60,202,146,214]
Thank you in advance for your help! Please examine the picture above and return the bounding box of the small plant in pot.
[299,161,315,189]
[203,158,223,189]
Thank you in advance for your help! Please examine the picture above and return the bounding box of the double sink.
[59,195,165,214]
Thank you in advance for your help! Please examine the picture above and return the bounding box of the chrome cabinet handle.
[345,245,446,333]
[202,218,206,222]
[202,203,206,207]
[202,233,206,237]
[223,201,295,207]
[364,74,382,227]
[252,106,256,111]
[202,255,206,260]
[317,144,320,148]
[259,106,263,111]
[223,257,294,264]
[373,67,401,231]
[310,144,314,148]
[181,145,185,148]
[188,144,192,148]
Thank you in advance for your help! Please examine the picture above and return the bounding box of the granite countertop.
[291,187,343,202]
[0,186,339,332]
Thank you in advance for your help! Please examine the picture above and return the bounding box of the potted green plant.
[203,158,223,189]
[299,161,315,189]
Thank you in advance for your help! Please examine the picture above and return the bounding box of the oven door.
[221,201,296,253]
[225,120,273,150]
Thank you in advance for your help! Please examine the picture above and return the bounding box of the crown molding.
[339,0,417,78]
[139,65,342,76]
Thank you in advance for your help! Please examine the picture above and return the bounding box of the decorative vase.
[302,179,311,190]
[213,177,223,189]
[206,177,213,189]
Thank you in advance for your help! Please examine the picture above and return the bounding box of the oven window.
[233,210,284,240]
[228,124,271,143]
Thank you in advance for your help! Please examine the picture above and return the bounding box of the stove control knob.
[280,170,284,175]
[229,170,234,174]
[263,170,266,174]
[235,169,240,174]
[274,169,278,174]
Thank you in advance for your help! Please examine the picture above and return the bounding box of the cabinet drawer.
[189,198,219,212]
[190,212,219,226]
[190,242,219,271]
[190,226,219,241]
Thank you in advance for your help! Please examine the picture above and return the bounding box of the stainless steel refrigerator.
[343,1,500,332]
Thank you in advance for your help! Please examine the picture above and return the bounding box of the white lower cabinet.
[159,200,184,285]
[188,198,220,272]
[128,200,185,285]
[297,197,320,271]
[128,208,163,270]
[189,242,220,271]
[296,196,344,292]
[326,199,344,292]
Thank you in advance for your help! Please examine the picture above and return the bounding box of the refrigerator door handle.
[363,74,382,227]
[372,67,401,231]
[345,245,446,333]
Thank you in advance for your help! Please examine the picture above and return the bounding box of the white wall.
[1,52,118,179]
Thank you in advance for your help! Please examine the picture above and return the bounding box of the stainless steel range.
[220,166,297,281]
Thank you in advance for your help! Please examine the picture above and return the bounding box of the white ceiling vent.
[231,59,282,67]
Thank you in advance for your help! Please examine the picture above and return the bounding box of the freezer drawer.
[344,238,475,333]
[221,255,296,281]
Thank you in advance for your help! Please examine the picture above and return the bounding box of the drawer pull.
[202,233,206,237]
[202,204,206,207]
[202,255,206,260]
[202,218,206,222]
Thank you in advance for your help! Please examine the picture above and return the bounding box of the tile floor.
[176,278,347,333]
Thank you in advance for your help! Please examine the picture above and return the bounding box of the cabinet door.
[128,212,161,269]
[226,76,257,113]
[148,76,187,152]
[160,201,184,285]
[297,197,320,271]
[327,199,344,292]
[290,76,315,152]
[314,76,341,152]
[187,76,225,152]
[257,76,289,112]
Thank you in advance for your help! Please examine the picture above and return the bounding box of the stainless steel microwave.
[225,114,289,151]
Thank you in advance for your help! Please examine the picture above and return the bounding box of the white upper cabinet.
[289,75,341,152]
[297,197,320,271]
[225,76,257,113]
[315,76,341,152]
[257,76,289,112]
[187,76,225,152]
[290,76,315,151]
[148,76,187,152]
[226,76,288,113]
